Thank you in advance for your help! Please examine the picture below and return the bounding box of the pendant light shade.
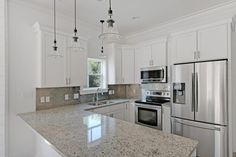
[68,0,84,52]
[98,0,121,43]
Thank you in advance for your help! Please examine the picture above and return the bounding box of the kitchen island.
[19,100,198,157]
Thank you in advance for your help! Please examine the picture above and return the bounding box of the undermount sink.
[88,100,116,106]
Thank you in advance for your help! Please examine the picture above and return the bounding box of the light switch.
[73,93,79,99]
[65,94,69,100]
[46,96,50,103]
[40,97,45,103]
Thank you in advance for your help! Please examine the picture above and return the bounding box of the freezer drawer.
[172,118,228,157]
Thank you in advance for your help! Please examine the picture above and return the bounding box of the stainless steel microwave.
[140,66,167,83]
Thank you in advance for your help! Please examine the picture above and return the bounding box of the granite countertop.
[19,99,198,157]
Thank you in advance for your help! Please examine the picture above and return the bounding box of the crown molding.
[125,0,236,43]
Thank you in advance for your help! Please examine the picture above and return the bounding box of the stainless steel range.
[135,90,170,130]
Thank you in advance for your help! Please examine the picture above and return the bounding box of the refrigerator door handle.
[191,73,195,112]
[195,73,199,112]
[174,119,221,131]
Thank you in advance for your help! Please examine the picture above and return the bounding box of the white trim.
[87,58,107,89]
[80,88,109,95]
[170,19,232,37]
[126,1,236,38]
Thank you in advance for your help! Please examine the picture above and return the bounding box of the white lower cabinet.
[162,104,171,133]
[92,103,128,121]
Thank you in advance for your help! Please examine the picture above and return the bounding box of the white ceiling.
[21,0,236,35]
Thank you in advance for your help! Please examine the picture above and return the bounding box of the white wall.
[8,1,101,156]
[0,0,7,156]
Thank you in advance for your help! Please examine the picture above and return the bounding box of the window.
[88,58,106,88]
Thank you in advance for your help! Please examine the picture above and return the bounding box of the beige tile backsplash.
[108,84,141,99]
[36,86,109,110]
[36,87,80,110]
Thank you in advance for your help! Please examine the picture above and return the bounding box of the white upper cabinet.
[134,40,167,84]
[172,23,229,64]
[172,31,197,63]
[121,48,135,84]
[197,24,228,61]
[43,33,67,87]
[134,46,151,84]
[107,44,122,84]
[107,44,135,85]
[34,23,88,88]
[151,41,167,66]
[67,39,87,88]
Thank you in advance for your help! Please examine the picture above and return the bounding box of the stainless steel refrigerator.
[171,60,228,157]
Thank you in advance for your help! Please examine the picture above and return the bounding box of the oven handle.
[135,103,162,110]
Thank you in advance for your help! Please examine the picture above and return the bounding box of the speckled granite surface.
[19,100,198,157]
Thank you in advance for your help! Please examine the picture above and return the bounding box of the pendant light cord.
[54,0,56,42]
[109,0,112,18]
[53,0,58,51]
[74,0,77,31]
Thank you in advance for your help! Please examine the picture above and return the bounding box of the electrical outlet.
[109,90,113,95]
[40,97,45,103]
[64,94,69,101]
[46,96,50,103]
[73,93,79,99]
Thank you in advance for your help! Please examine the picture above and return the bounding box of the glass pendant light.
[49,0,63,57]
[68,0,84,52]
[98,0,121,43]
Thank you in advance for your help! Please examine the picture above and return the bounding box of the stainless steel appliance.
[171,60,228,157]
[135,90,170,130]
[140,66,167,83]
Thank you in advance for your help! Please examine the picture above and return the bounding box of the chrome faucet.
[94,88,104,104]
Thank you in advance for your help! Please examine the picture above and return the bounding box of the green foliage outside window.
[88,59,103,88]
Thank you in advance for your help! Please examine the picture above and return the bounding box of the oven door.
[135,103,162,130]
[141,66,167,83]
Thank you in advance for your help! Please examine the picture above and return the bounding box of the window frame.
[87,58,106,89]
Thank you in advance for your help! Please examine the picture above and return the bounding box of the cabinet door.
[162,105,171,133]
[172,31,197,63]
[122,48,135,84]
[43,33,67,87]
[198,24,228,60]
[134,46,151,83]
[151,41,167,66]
[67,39,87,87]
[107,44,122,84]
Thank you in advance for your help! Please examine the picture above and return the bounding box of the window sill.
[80,88,109,95]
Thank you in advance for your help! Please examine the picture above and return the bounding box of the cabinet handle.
[194,51,196,60]
[69,78,71,85]
[197,51,200,59]
[66,78,68,85]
